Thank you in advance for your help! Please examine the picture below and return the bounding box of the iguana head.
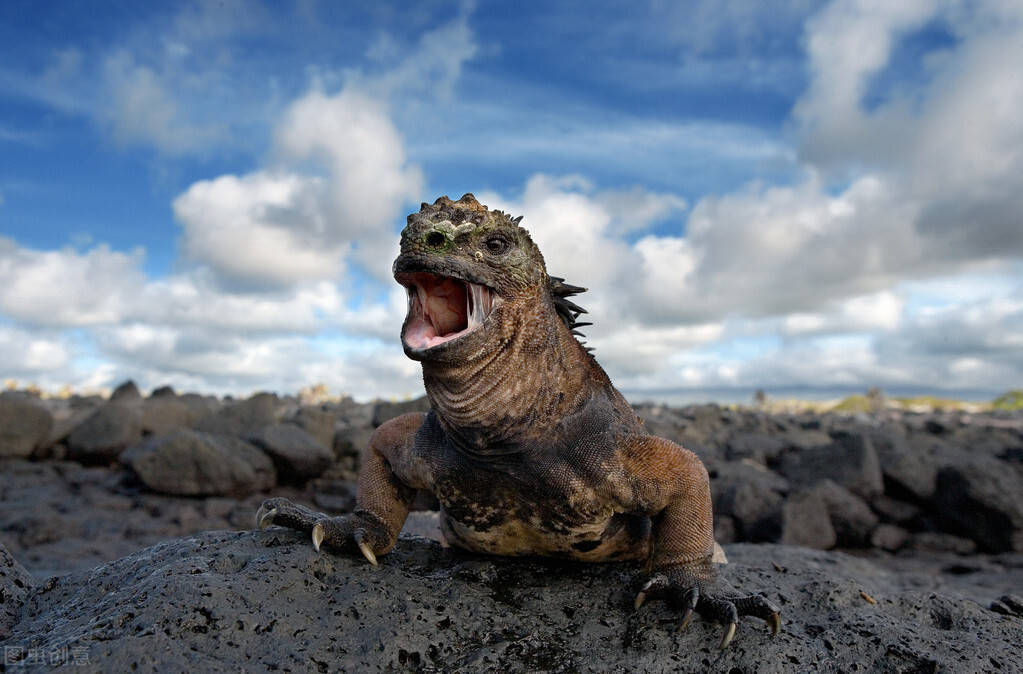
[393,193,587,362]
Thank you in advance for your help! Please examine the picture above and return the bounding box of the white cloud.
[174,86,422,288]
[0,238,146,327]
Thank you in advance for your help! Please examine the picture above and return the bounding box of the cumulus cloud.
[0,238,146,327]
[174,87,422,289]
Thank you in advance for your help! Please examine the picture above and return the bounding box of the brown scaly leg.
[256,413,425,565]
[615,435,781,648]
[633,561,781,649]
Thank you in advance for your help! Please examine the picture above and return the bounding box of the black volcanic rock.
[2,533,1021,672]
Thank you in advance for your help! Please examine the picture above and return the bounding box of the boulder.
[371,396,431,427]
[109,380,142,403]
[121,430,276,497]
[67,400,144,464]
[930,455,1023,552]
[291,406,339,451]
[777,430,883,499]
[725,431,786,464]
[142,396,202,436]
[809,480,879,547]
[4,534,1021,672]
[245,424,334,482]
[195,392,280,436]
[711,461,788,542]
[0,395,53,459]
[870,524,908,551]
[781,490,836,549]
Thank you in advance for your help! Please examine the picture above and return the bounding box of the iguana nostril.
[425,231,445,247]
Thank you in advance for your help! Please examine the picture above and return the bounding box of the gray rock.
[907,532,978,555]
[872,429,945,502]
[0,395,53,459]
[371,396,430,427]
[4,534,1021,672]
[781,490,836,549]
[870,495,922,527]
[109,380,142,403]
[291,406,339,451]
[711,461,788,542]
[871,524,908,551]
[725,431,786,464]
[811,480,879,547]
[121,430,276,497]
[931,455,1023,552]
[195,392,280,436]
[142,396,202,436]
[245,424,333,482]
[777,430,883,499]
[67,401,143,464]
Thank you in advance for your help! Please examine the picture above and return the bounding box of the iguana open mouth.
[398,272,502,350]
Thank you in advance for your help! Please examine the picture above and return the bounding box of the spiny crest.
[411,193,517,227]
[550,276,594,353]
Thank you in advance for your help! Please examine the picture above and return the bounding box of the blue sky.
[1,0,1022,401]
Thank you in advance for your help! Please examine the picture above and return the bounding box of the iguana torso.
[258,194,779,648]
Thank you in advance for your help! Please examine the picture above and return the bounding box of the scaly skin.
[257,194,780,648]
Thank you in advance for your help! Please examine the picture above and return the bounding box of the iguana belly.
[438,506,650,562]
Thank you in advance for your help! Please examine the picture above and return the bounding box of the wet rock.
[121,430,276,497]
[777,430,883,499]
[245,424,333,482]
[4,534,1021,673]
[0,395,53,459]
[67,399,144,465]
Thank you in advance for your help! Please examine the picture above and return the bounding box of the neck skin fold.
[420,288,600,454]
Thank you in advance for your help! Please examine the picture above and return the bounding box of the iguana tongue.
[422,277,467,335]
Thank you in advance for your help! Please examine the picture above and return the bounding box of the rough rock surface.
[2,533,1021,673]
[121,430,276,497]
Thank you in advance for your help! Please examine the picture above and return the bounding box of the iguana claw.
[312,523,324,551]
[719,622,737,649]
[354,529,378,566]
[256,505,277,530]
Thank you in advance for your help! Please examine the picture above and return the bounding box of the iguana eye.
[485,236,509,255]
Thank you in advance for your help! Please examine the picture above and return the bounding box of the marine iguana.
[257,194,780,648]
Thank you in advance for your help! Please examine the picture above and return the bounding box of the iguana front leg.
[618,435,781,648]
[256,413,426,564]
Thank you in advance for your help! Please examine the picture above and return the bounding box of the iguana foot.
[633,567,780,649]
[255,497,389,565]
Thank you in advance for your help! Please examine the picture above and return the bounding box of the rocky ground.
[2,383,1023,671]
